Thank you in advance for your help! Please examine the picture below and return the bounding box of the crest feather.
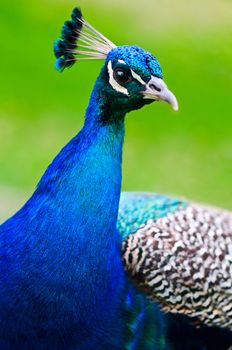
[54,7,116,72]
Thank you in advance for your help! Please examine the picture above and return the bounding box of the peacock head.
[54,7,178,116]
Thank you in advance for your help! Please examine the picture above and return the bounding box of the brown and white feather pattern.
[122,204,232,330]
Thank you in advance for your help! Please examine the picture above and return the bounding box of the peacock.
[1,6,232,350]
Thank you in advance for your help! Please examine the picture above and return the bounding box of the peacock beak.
[142,76,178,111]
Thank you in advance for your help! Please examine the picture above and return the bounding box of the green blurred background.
[0,0,231,222]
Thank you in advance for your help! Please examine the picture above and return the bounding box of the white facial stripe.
[118,60,146,85]
[131,70,146,85]
[107,61,129,96]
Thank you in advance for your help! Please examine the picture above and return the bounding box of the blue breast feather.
[0,81,127,349]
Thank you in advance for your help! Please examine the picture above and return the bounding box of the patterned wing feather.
[119,193,232,331]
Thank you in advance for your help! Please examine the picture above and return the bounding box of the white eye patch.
[107,61,129,95]
[107,60,146,96]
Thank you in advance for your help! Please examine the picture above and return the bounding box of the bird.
[0,6,232,350]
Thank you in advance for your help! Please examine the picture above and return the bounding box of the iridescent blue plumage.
[0,36,170,348]
[107,46,163,80]
[0,85,125,349]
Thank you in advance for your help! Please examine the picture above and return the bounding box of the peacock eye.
[113,68,132,84]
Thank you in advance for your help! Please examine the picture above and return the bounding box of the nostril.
[149,83,161,92]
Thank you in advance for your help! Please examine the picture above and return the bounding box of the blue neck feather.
[2,78,127,349]
[33,81,126,234]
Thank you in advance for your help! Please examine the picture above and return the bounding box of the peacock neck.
[11,81,126,287]
[29,85,125,240]
[3,84,127,348]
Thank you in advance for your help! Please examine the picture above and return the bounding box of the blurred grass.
[0,0,232,222]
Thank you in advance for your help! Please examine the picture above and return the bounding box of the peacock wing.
[118,192,232,330]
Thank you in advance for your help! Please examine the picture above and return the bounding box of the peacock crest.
[54,7,116,71]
